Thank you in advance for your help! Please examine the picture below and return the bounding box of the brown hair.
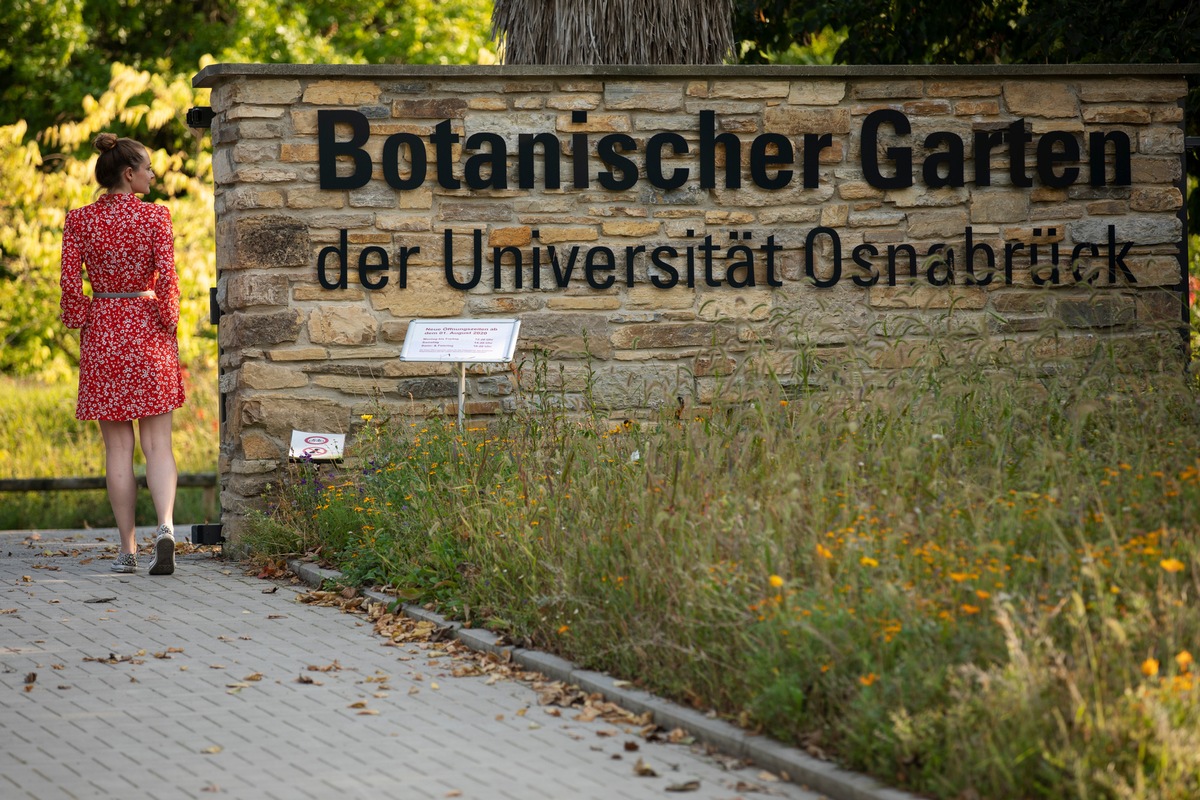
[93,133,148,190]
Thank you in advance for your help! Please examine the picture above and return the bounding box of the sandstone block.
[1078,79,1186,103]
[610,322,723,349]
[710,81,788,99]
[227,310,303,347]
[1003,82,1078,118]
[602,220,660,237]
[547,296,621,311]
[971,194,1030,224]
[308,306,379,346]
[489,226,533,247]
[787,81,846,105]
[241,431,282,461]
[267,347,329,362]
[1058,296,1135,328]
[369,270,467,317]
[697,292,772,321]
[763,106,851,135]
[225,274,288,309]
[393,98,468,118]
[234,216,310,269]
[287,188,345,210]
[239,396,349,439]
[241,361,309,390]
[853,81,923,99]
[868,285,987,310]
[536,226,599,244]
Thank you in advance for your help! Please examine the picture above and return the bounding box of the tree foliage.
[0,65,215,380]
[0,0,494,382]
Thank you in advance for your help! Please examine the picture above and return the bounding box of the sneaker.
[111,552,137,573]
[147,526,176,576]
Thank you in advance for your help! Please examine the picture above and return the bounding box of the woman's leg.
[138,412,177,532]
[98,420,138,554]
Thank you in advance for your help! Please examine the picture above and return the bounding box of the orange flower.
[860,556,879,568]
[1160,558,1186,573]
[557,624,570,635]
[859,673,878,686]
[1176,651,1193,672]
[1141,658,1160,677]
[960,604,981,615]
[816,544,833,559]
[769,574,784,588]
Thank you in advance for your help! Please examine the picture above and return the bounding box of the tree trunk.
[493,0,735,65]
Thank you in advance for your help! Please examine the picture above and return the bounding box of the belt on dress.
[93,291,155,298]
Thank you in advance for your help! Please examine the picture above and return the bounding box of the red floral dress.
[59,192,186,421]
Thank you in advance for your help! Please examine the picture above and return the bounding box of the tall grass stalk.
[246,333,1200,800]
[0,365,220,529]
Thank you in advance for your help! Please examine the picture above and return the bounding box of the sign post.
[399,319,522,429]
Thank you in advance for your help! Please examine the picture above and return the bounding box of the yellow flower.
[1160,558,1186,573]
[949,572,972,582]
[1141,658,1160,677]
[960,604,981,615]
[768,574,784,588]
[816,544,833,559]
[860,556,879,568]
[1176,651,1194,672]
[859,673,878,686]
[975,590,991,600]
[360,414,373,421]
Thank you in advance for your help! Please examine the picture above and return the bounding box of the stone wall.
[193,64,1191,537]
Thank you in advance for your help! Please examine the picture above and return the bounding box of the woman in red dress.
[60,133,185,576]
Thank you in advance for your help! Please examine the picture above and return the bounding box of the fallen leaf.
[430,682,439,690]
[445,792,462,798]
[757,771,780,782]
[665,780,701,792]
[357,709,379,716]
[307,660,342,672]
[209,664,226,670]
[243,673,263,682]
[83,597,116,604]
[624,741,640,752]
[633,758,658,777]
[1,609,18,615]
[24,672,36,685]
[200,783,221,792]
[57,685,71,690]
[407,686,419,696]
[51,664,64,670]
[348,701,368,709]
[495,714,504,721]
[261,586,278,594]
[200,746,223,755]
[266,615,287,620]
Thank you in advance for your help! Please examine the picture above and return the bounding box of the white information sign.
[399,319,521,363]
[289,430,346,461]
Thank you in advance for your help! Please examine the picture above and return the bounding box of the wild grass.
[0,364,220,529]
[245,327,1200,800]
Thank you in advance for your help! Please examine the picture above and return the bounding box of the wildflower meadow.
[246,329,1200,800]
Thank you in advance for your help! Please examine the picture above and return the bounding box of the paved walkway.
[1,527,826,800]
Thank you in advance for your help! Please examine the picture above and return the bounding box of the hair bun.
[93,133,118,153]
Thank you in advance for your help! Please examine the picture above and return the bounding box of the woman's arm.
[59,210,91,329]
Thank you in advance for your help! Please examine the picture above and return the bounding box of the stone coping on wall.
[194,62,1200,88]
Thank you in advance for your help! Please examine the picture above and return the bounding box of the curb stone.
[288,559,925,800]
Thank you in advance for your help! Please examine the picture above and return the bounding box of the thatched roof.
[493,0,735,65]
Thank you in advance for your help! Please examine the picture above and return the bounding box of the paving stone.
[1,527,828,800]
